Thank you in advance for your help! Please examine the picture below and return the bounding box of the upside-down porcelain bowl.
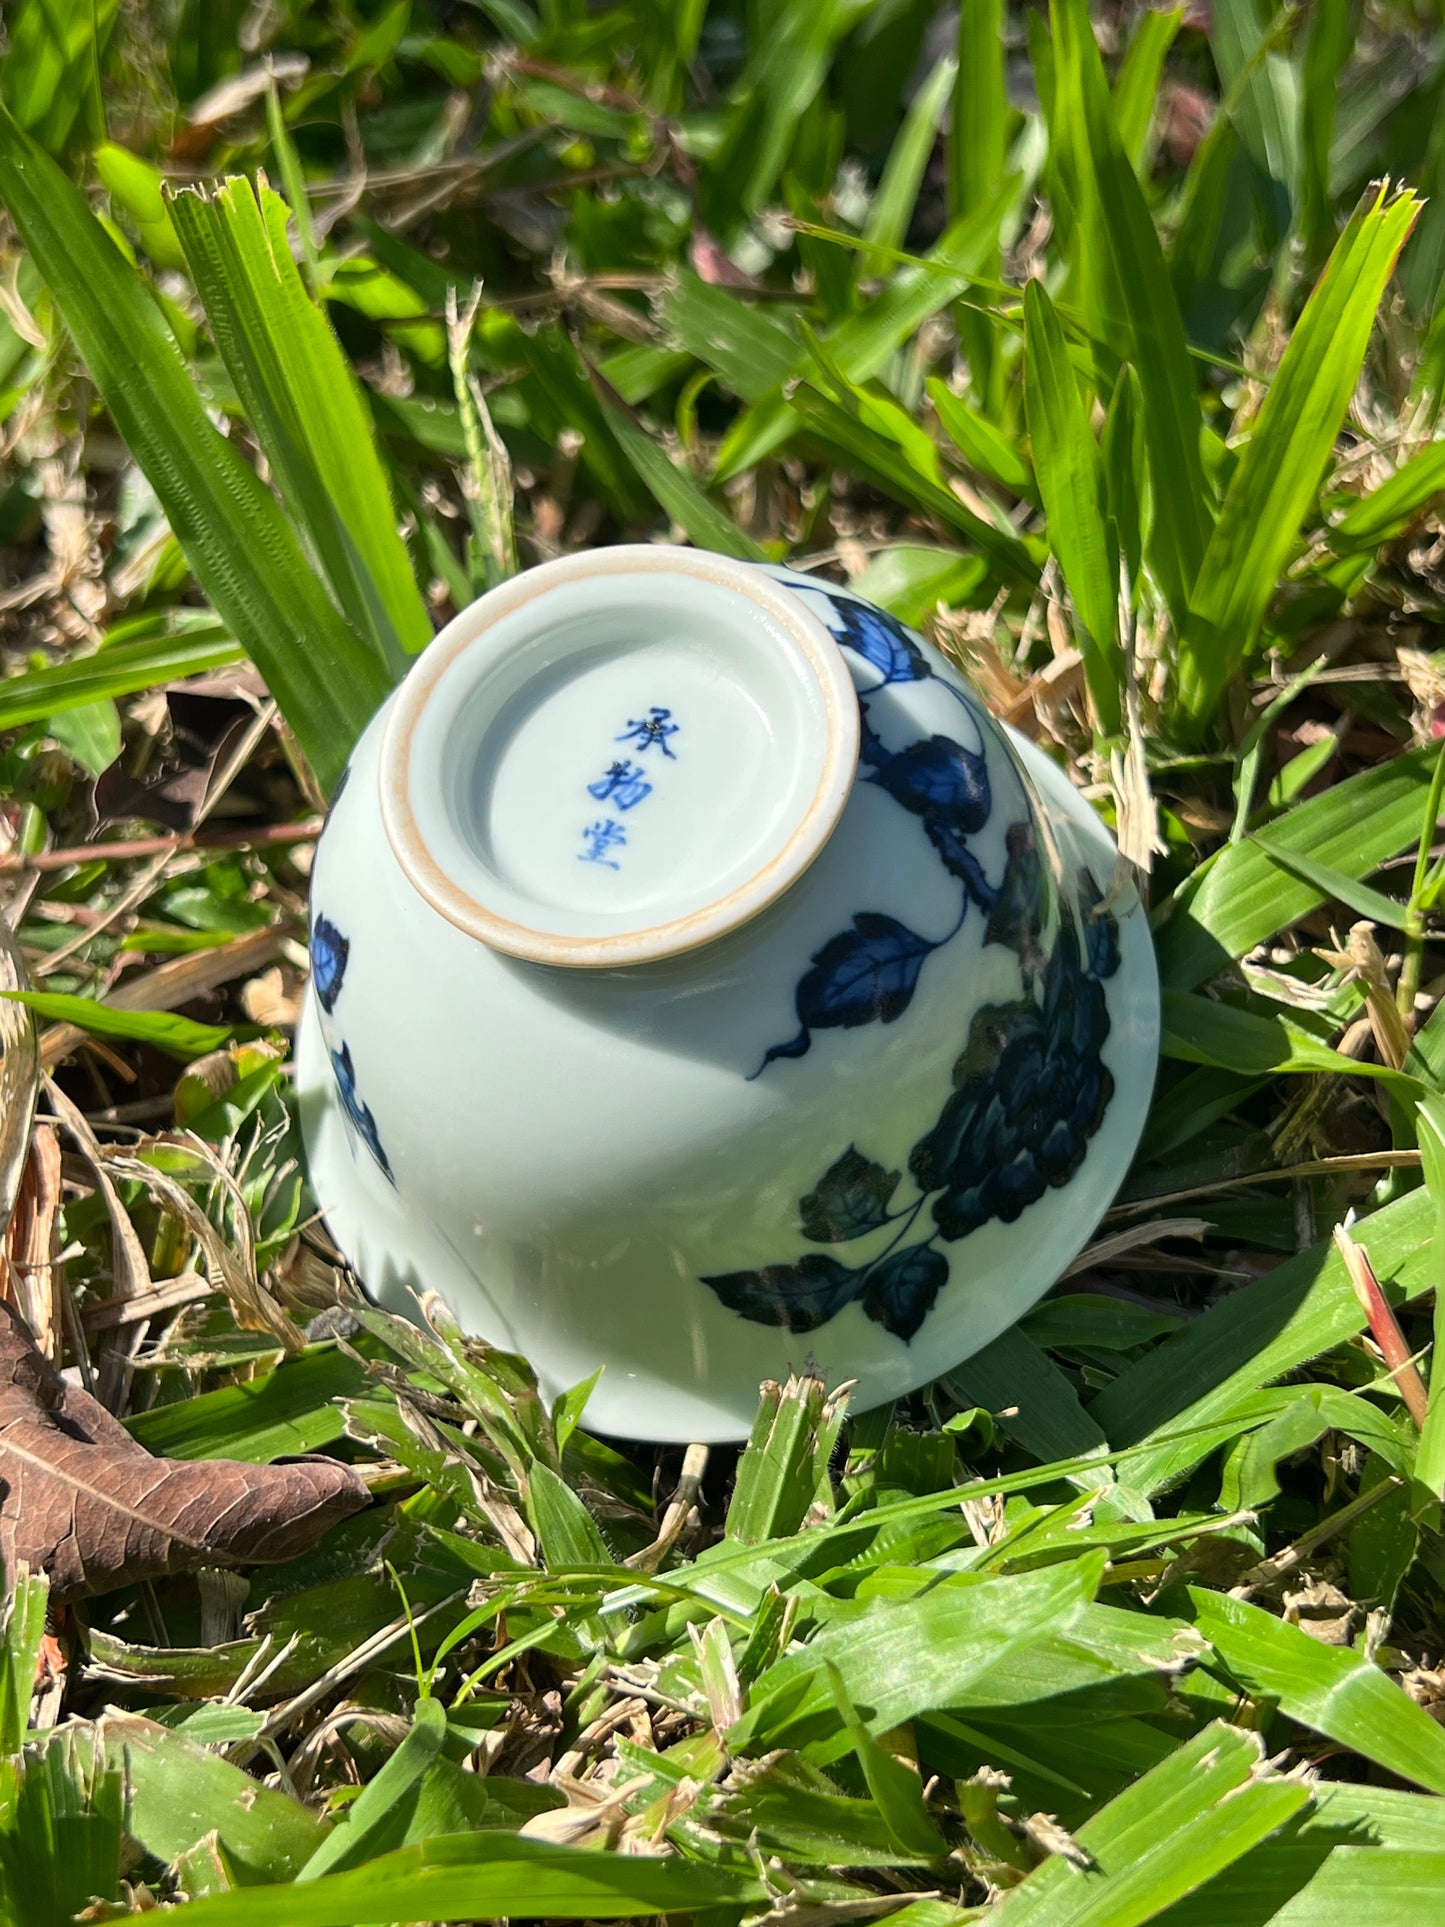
[296,547,1158,1441]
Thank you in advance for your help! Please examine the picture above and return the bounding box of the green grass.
[4,0,1445,1920]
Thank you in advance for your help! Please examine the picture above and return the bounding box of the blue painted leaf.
[799,1146,900,1243]
[328,759,352,811]
[869,734,990,829]
[824,596,930,684]
[861,1243,949,1342]
[310,913,350,1015]
[700,1253,863,1333]
[330,1041,393,1183]
[797,913,936,1032]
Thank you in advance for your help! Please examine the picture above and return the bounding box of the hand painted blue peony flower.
[330,1040,393,1183]
[860,1242,949,1342]
[920,924,1114,1242]
[311,913,350,1015]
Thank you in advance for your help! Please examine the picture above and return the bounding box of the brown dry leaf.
[94,681,263,832]
[0,1302,368,1601]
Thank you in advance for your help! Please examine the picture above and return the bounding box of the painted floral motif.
[705,859,1120,1342]
[753,593,994,1074]
[309,908,394,1185]
[706,586,1121,1344]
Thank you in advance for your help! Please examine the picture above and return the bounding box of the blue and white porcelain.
[297,547,1159,1442]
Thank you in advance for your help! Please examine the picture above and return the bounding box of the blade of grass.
[1048,0,1213,630]
[715,193,1019,481]
[0,105,391,792]
[1330,437,1445,549]
[944,1327,1109,1465]
[927,376,1037,501]
[863,55,956,278]
[1023,278,1123,733]
[826,1662,949,1859]
[986,1722,1309,1926]
[1156,745,1438,990]
[1192,1590,1445,1793]
[0,621,242,730]
[1113,7,1183,174]
[1211,0,1300,243]
[1247,829,1411,931]
[175,1831,766,1925]
[730,1553,1105,1753]
[1177,183,1421,730]
[168,177,431,674]
[1089,1186,1437,1492]
[589,369,767,561]
[0,991,247,1061]
[1412,1093,1445,1499]
[1300,0,1351,257]
[1160,988,1416,1091]
[725,1376,832,1545]
[296,1698,446,1880]
[950,0,1007,220]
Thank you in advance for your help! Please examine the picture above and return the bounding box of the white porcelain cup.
[297,548,1159,1442]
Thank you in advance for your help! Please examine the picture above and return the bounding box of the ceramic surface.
[298,547,1160,1441]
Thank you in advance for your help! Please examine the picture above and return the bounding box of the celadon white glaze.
[297,546,1160,1441]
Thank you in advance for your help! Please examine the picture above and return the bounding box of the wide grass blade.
[173,1831,766,1925]
[951,0,1007,221]
[590,377,767,561]
[0,619,242,730]
[100,1714,328,1881]
[714,195,1018,482]
[987,1721,1308,1925]
[168,177,431,674]
[1,0,119,156]
[1177,183,1421,730]
[297,1698,445,1879]
[1113,6,1182,173]
[1048,0,1213,631]
[1211,0,1299,243]
[1330,437,1445,549]
[1155,746,1438,990]
[863,55,956,277]
[730,1554,1104,1752]
[1300,0,1352,255]
[1192,1591,1445,1793]
[1024,278,1123,732]
[1089,1186,1436,1493]
[0,105,392,792]
[1,990,246,1060]
[0,1567,48,1756]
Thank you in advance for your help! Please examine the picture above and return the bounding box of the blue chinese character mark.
[587,759,653,810]
[617,706,679,757]
[580,818,627,869]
